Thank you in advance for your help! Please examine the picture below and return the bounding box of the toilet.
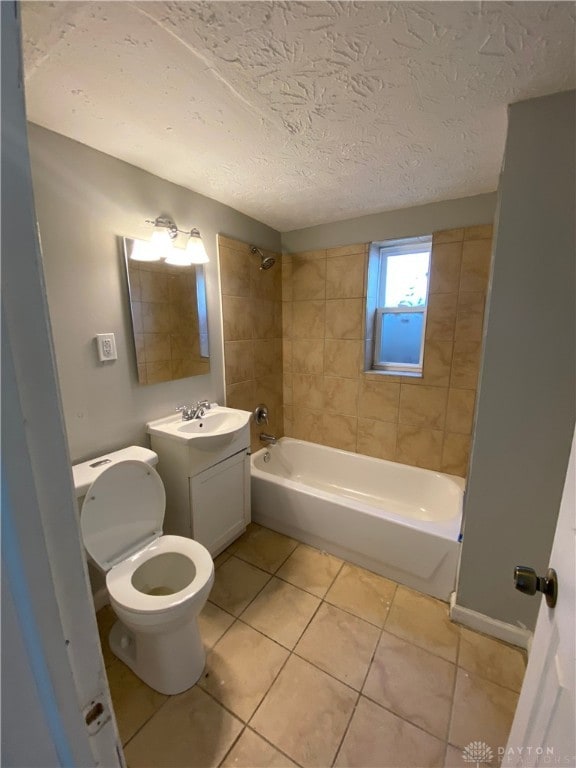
[73,446,214,696]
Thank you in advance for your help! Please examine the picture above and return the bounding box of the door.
[2,4,122,764]
[503,429,576,766]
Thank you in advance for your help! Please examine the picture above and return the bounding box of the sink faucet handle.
[197,399,211,408]
[176,404,194,420]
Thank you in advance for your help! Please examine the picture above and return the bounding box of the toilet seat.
[106,535,214,614]
[80,459,165,571]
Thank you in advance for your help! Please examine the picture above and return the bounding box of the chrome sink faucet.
[176,400,211,421]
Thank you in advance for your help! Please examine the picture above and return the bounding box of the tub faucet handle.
[254,404,269,425]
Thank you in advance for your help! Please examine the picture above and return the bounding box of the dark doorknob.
[514,566,558,608]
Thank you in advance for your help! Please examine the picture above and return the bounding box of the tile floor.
[98,523,526,768]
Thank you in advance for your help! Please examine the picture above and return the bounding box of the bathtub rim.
[251,437,464,543]
[252,436,465,491]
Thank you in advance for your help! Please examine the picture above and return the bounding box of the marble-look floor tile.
[124,686,242,768]
[458,627,526,692]
[198,601,235,650]
[241,577,320,649]
[325,563,397,627]
[232,525,299,573]
[199,621,288,721]
[295,602,380,690]
[276,544,343,597]
[226,522,260,552]
[445,743,470,766]
[214,550,232,569]
[221,728,299,767]
[106,660,167,745]
[335,695,445,768]
[251,655,357,767]
[449,668,519,752]
[363,630,455,739]
[209,556,270,616]
[385,585,460,662]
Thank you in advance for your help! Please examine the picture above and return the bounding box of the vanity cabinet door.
[189,450,249,555]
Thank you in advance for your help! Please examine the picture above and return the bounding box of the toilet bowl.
[73,447,214,695]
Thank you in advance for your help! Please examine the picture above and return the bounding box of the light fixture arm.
[145,216,179,240]
[140,216,209,266]
[145,218,205,241]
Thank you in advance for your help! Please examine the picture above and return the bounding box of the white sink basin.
[147,406,251,446]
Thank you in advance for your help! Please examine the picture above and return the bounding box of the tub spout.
[260,433,277,446]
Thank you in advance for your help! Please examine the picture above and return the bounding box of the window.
[371,236,432,374]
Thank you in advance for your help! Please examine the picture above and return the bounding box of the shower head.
[260,255,276,270]
[251,245,276,271]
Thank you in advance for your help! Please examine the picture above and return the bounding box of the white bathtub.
[251,438,464,600]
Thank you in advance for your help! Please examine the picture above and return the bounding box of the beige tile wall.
[128,261,209,385]
[218,236,283,453]
[283,226,493,476]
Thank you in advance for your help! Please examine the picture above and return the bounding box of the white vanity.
[147,406,252,556]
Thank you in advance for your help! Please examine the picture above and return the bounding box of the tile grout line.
[330,690,362,768]
[228,544,406,631]
[215,724,246,768]
[246,726,305,768]
[237,551,347,765]
[346,583,458,753]
[330,582,398,766]
[443,627,463,765]
[443,619,527,693]
[217,724,306,768]
[204,535,339,766]
[120,691,172,751]
[243,561,345,767]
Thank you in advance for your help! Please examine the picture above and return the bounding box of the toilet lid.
[80,459,166,571]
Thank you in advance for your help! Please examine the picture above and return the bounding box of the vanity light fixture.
[183,229,209,265]
[132,216,209,265]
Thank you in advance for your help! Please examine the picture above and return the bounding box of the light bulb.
[150,227,173,260]
[129,238,160,262]
[185,229,209,264]
[164,248,194,267]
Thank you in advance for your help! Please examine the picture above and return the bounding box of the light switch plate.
[96,333,117,362]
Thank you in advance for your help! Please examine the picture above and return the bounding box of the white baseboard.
[450,593,532,650]
[92,587,109,612]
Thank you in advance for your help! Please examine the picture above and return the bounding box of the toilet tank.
[72,446,159,502]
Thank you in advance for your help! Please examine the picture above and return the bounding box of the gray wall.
[281,192,497,252]
[457,91,576,630]
[28,124,281,463]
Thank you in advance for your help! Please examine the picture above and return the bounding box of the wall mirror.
[122,237,210,385]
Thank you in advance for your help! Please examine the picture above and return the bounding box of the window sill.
[363,369,423,379]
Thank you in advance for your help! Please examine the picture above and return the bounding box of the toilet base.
[109,617,206,695]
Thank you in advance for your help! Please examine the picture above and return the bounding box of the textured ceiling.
[22,1,575,231]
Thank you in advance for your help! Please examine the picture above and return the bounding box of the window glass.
[383,252,429,308]
[369,236,432,374]
[378,312,425,365]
